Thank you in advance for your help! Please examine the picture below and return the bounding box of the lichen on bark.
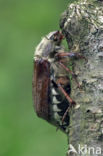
[60,0,103,155]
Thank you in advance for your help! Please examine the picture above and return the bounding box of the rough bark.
[60,0,103,155]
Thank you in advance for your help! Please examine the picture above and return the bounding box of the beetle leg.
[52,80,76,124]
[55,52,87,60]
[52,80,76,106]
[51,78,76,124]
[58,83,76,105]
[61,106,70,124]
[58,62,81,89]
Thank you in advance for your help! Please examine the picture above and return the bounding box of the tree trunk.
[60,0,103,155]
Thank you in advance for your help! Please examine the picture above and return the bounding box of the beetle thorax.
[34,37,55,60]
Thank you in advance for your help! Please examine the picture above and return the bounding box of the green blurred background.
[0,0,74,155]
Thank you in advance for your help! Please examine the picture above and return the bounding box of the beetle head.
[46,31,64,45]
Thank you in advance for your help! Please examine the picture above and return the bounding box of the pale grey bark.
[60,0,103,155]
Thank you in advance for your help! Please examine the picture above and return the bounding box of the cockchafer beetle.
[32,31,85,133]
